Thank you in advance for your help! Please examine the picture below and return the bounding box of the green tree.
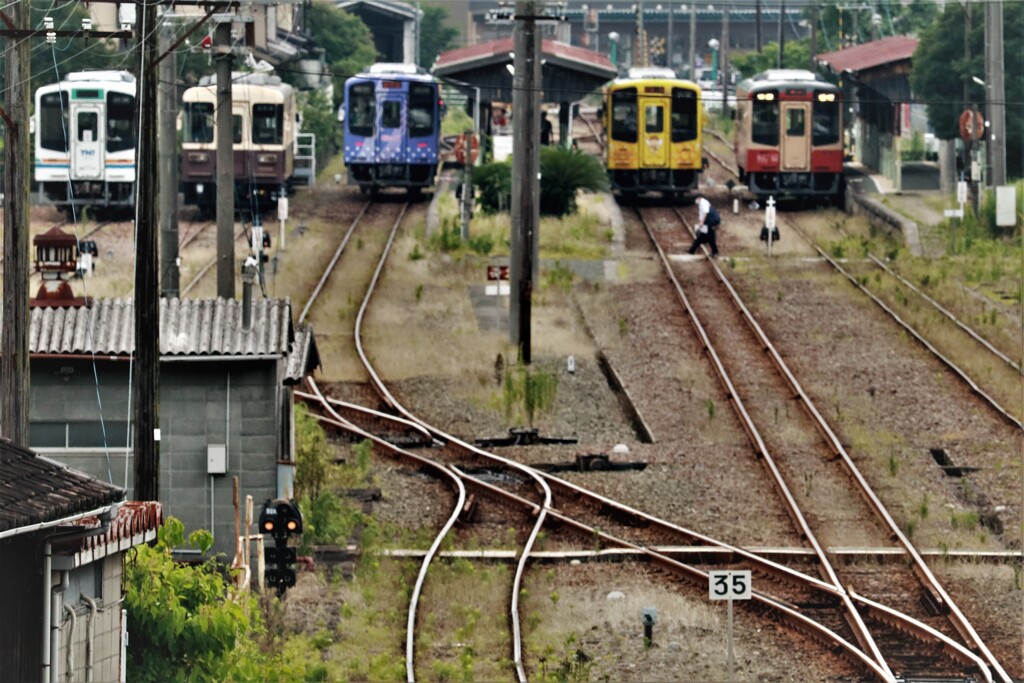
[910,1,1022,177]
[415,3,461,68]
[298,89,342,175]
[123,518,262,682]
[731,40,811,78]
[307,0,378,104]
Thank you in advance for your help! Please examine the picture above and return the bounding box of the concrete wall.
[57,555,125,683]
[31,358,285,558]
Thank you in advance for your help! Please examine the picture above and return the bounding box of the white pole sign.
[709,570,752,682]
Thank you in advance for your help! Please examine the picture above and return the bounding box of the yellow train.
[602,67,704,201]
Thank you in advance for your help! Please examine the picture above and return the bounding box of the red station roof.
[816,35,918,73]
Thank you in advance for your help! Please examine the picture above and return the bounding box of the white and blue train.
[342,63,444,196]
[33,70,137,213]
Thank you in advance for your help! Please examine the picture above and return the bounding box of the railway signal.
[259,498,303,593]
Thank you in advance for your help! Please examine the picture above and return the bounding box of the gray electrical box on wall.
[207,444,227,474]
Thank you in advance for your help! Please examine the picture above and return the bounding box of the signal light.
[259,498,303,593]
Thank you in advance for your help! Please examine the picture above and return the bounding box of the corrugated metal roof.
[815,36,918,74]
[27,297,296,357]
[286,324,320,385]
[0,440,124,534]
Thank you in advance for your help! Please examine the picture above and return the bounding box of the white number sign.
[708,570,752,601]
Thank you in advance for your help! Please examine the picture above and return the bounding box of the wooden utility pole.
[159,16,181,298]
[510,0,540,364]
[215,21,236,299]
[1,0,31,445]
[134,0,161,501]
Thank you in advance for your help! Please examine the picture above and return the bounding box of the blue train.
[342,63,444,196]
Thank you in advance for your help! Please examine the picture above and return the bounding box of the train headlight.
[187,152,209,163]
[817,93,836,102]
[257,153,278,165]
[756,93,775,101]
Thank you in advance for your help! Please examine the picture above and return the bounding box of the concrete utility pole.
[510,0,541,364]
[721,7,729,113]
[215,21,236,299]
[777,0,786,68]
[134,0,161,501]
[688,3,696,80]
[756,0,762,52]
[1,0,31,445]
[984,0,1006,186]
[667,0,673,70]
[159,16,180,298]
[635,1,646,68]
[810,4,818,70]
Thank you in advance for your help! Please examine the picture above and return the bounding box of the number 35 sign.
[708,570,752,601]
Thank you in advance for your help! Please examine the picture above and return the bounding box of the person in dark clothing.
[540,115,553,145]
[687,191,720,257]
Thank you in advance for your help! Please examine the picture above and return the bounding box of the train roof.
[609,66,699,90]
[185,71,294,102]
[736,69,839,94]
[36,70,136,95]
[65,70,135,83]
[348,62,437,84]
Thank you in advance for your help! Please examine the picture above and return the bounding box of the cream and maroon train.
[734,69,844,204]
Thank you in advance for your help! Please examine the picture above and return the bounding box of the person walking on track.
[687,191,721,257]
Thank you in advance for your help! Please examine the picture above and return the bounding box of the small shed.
[0,440,161,681]
[816,36,920,184]
[25,296,319,558]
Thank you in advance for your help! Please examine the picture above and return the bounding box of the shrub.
[539,146,609,217]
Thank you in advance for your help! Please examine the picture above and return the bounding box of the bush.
[472,161,513,214]
[539,146,609,217]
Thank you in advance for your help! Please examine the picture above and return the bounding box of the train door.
[71,103,103,179]
[780,102,810,170]
[376,82,405,163]
[638,93,669,168]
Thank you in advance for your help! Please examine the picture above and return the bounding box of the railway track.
[638,204,1011,682]
[779,214,1023,428]
[282,185,1011,680]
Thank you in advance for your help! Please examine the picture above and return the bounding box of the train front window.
[77,112,98,143]
[671,88,698,142]
[751,97,779,146]
[644,105,664,133]
[106,93,134,153]
[786,109,806,136]
[184,102,214,143]
[348,83,375,137]
[610,88,638,143]
[812,99,840,145]
[409,83,435,137]
[253,103,283,145]
[39,92,69,151]
[382,101,401,128]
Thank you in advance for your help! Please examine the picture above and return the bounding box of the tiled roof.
[27,297,297,357]
[0,439,124,535]
[815,36,918,74]
[52,500,163,566]
[434,38,614,76]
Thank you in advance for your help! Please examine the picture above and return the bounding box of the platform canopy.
[432,37,616,104]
